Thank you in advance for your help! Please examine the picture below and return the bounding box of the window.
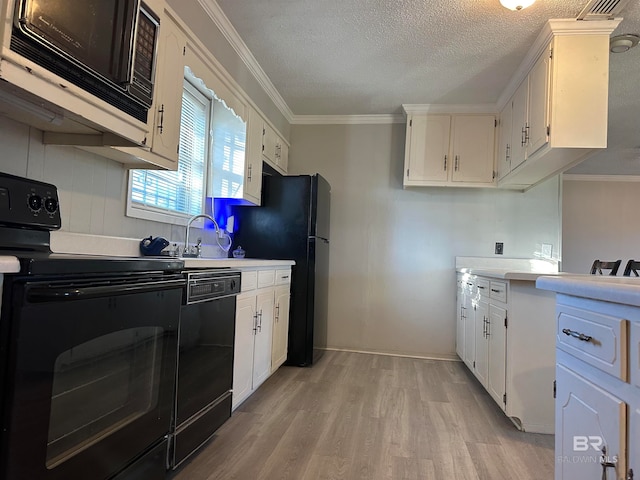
[210,96,246,199]
[127,80,210,224]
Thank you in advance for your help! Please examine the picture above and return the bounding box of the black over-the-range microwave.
[9,0,160,123]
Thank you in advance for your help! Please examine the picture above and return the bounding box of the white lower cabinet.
[455,273,556,433]
[487,303,507,408]
[555,364,625,480]
[271,284,291,373]
[553,297,639,480]
[232,267,292,411]
[474,296,489,387]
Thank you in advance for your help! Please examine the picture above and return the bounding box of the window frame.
[126,79,211,226]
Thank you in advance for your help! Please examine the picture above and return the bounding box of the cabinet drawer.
[557,305,628,381]
[275,268,291,285]
[631,322,640,389]
[489,281,507,303]
[241,271,258,292]
[476,278,490,297]
[257,269,276,289]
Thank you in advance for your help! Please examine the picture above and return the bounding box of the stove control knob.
[28,194,42,212]
[44,197,58,214]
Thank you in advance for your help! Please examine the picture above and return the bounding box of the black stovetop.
[7,251,185,276]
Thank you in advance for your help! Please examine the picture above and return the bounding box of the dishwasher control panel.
[184,270,241,304]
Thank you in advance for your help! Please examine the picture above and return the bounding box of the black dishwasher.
[170,269,240,468]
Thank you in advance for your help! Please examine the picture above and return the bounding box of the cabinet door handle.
[491,288,501,293]
[258,310,263,332]
[157,104,165,134]
[486,317,491,337]
[506,144,510,161]
[521,126,526,147]
[483,317,487,338]
[455,155,459,171]
[444,155,447,171]
[561,328,592,342]
[477,286,486,290]
[252,313,258,334]
[601,447,616,480]
[275,304,280,322]
[627,469,634,480]
[248,163,252,182]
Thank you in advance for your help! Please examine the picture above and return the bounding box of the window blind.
[130,82,209,217]
[210,96,246,199]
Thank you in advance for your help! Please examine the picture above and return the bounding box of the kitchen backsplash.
[0,116,221,254]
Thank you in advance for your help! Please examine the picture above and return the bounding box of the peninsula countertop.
[456,256,561,281]
[536,274,640,308]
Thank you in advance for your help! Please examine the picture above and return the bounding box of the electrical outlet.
[541,243,553,259]
[495,242,504,255]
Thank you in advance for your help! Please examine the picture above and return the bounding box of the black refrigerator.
[229,174,330,366]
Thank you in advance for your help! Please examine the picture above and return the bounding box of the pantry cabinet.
[403,113,496,188]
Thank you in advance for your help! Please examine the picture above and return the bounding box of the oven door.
[0,273,183,480]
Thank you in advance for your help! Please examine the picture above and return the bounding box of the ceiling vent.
[577,0,632,20]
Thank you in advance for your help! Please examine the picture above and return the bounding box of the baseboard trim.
[322,347,461,362]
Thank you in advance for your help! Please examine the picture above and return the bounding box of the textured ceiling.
[214,0,640,175]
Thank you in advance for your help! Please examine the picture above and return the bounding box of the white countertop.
[181,258,295,269]
[536,274,640,307]
[456,256,560,281]
[0,231,295,273]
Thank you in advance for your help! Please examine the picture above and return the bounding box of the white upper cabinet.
[405,114,450,183]
[262,122,289,174]
[498,19,621,190]
[244,106,264,205]
[403,112,495,188]
[497,100,513,181]
[450,115,495,184]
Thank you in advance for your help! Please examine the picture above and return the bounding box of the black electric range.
[0,172,183,480]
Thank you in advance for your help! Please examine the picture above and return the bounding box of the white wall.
[562,178,640,274]
[0,116,186,242]
[289,123,562,359]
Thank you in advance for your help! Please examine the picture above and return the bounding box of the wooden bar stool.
[623,259,640,276]
[590,259,621,275]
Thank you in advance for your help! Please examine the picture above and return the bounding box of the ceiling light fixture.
[500,0,535,11]
[610,34,639,53]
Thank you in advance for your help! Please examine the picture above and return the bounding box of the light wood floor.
[172,350,554,480]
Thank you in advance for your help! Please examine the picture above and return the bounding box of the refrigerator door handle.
[309,236,330,244]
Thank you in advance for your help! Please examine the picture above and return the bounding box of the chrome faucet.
[183,214,220,257]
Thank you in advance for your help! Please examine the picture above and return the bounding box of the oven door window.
[47,327,164,469]
[1,280,180,480]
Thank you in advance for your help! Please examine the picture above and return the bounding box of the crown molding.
[196,0,295,124]
[402,104,497,115]
[291,114,405,125]
[563,174,640,182]
[496,18,623,111]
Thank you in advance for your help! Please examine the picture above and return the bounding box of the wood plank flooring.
[172,351,554,480]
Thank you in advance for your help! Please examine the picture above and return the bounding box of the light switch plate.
[495,242,504,255]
